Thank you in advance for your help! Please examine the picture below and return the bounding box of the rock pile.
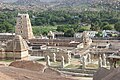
[93,67,120,80]
[0,60,74,80]
[9,60,62,76]
[0,66,74,80]
[9,61,45,72]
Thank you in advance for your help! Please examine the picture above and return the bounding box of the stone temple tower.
[15,13,34,39]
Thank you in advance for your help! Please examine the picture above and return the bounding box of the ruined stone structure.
[29,39,80,47]
[106,52,120,69]
[45,49,71,63]
[15,13,34,39]
[0,35,29,60]
[29,48,71,63]
[48,31,55,39]
[0,48,5,60]
[61,56,65,68]
[98,55,103,68]
[82,31,92,48]
[46,55,51,66]
[82,56,86,70]
[0,33,15,42]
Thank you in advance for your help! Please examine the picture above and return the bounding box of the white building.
[74,33,83,38]
[102,30,119,37]
[75,31,98,38]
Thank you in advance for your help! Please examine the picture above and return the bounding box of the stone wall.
[29,50,45,57]
[29,39,80,47]
[29,50,71,63]
[4,50,29,60]
[0,35,14,42]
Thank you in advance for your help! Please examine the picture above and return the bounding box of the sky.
[2,0,56,3]
[41,0,55,2]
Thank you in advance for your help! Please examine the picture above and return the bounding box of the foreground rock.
[7,61,75,80]
[0,66,75,80]
[0,72,14,80]
[9,61,45,72]
[93,67,120,80]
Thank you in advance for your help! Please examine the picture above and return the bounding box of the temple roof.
[6,35,29,52]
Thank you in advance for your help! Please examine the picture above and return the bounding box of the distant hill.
[0,0,17,3]
[13,0,94,5]
[1,0,120,12]
[2,0,120,4]
[14,0,45,5]
[13,0,120,7]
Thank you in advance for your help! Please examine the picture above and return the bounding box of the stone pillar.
[87,53,91,63]
[82,56,86,70]
[66,53,71,64]
[1,48,5,60]
[109,60,114,69]
[109,59,116,69]
[98,55,102,68]
[46,56,50,67]
[53,53,56,62]
[61,56,65,68]
[102,54,107,66]
[114,61,117,68]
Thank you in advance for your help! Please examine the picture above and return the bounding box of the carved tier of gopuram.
[15,13,34,39]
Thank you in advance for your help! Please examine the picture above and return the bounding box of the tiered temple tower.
[15,13,34,39]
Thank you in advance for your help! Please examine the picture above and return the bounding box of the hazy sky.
[3,0,56,2]
[40,0,56,2]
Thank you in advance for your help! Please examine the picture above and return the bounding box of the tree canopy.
[114,22,120,32]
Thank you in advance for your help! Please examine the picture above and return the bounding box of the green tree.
[3,21,14,32]
[77,27,89,32]
[56,26,65,32]
[100,22,109,30]
[103,25,113,30]
[90,22,100,31]
[0,21,14,33]
[96,31,103,37]
[64,28,75,37]
[114,22,120,32]
[50,22,56,26]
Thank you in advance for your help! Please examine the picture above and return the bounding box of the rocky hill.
[0,0,120,12]
[2,0,120,5]
[14,0,120,10]
[14,0,90,6]
[14,0,47,5]
[0,0,17,3]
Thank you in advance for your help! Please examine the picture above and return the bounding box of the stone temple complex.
[0,13,119,80]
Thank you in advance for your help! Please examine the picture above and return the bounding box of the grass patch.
[0,60,13,62]
[37,58,45,62]
[86,63,98,68]
[51,62,61,66]
[65,64,81,69]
